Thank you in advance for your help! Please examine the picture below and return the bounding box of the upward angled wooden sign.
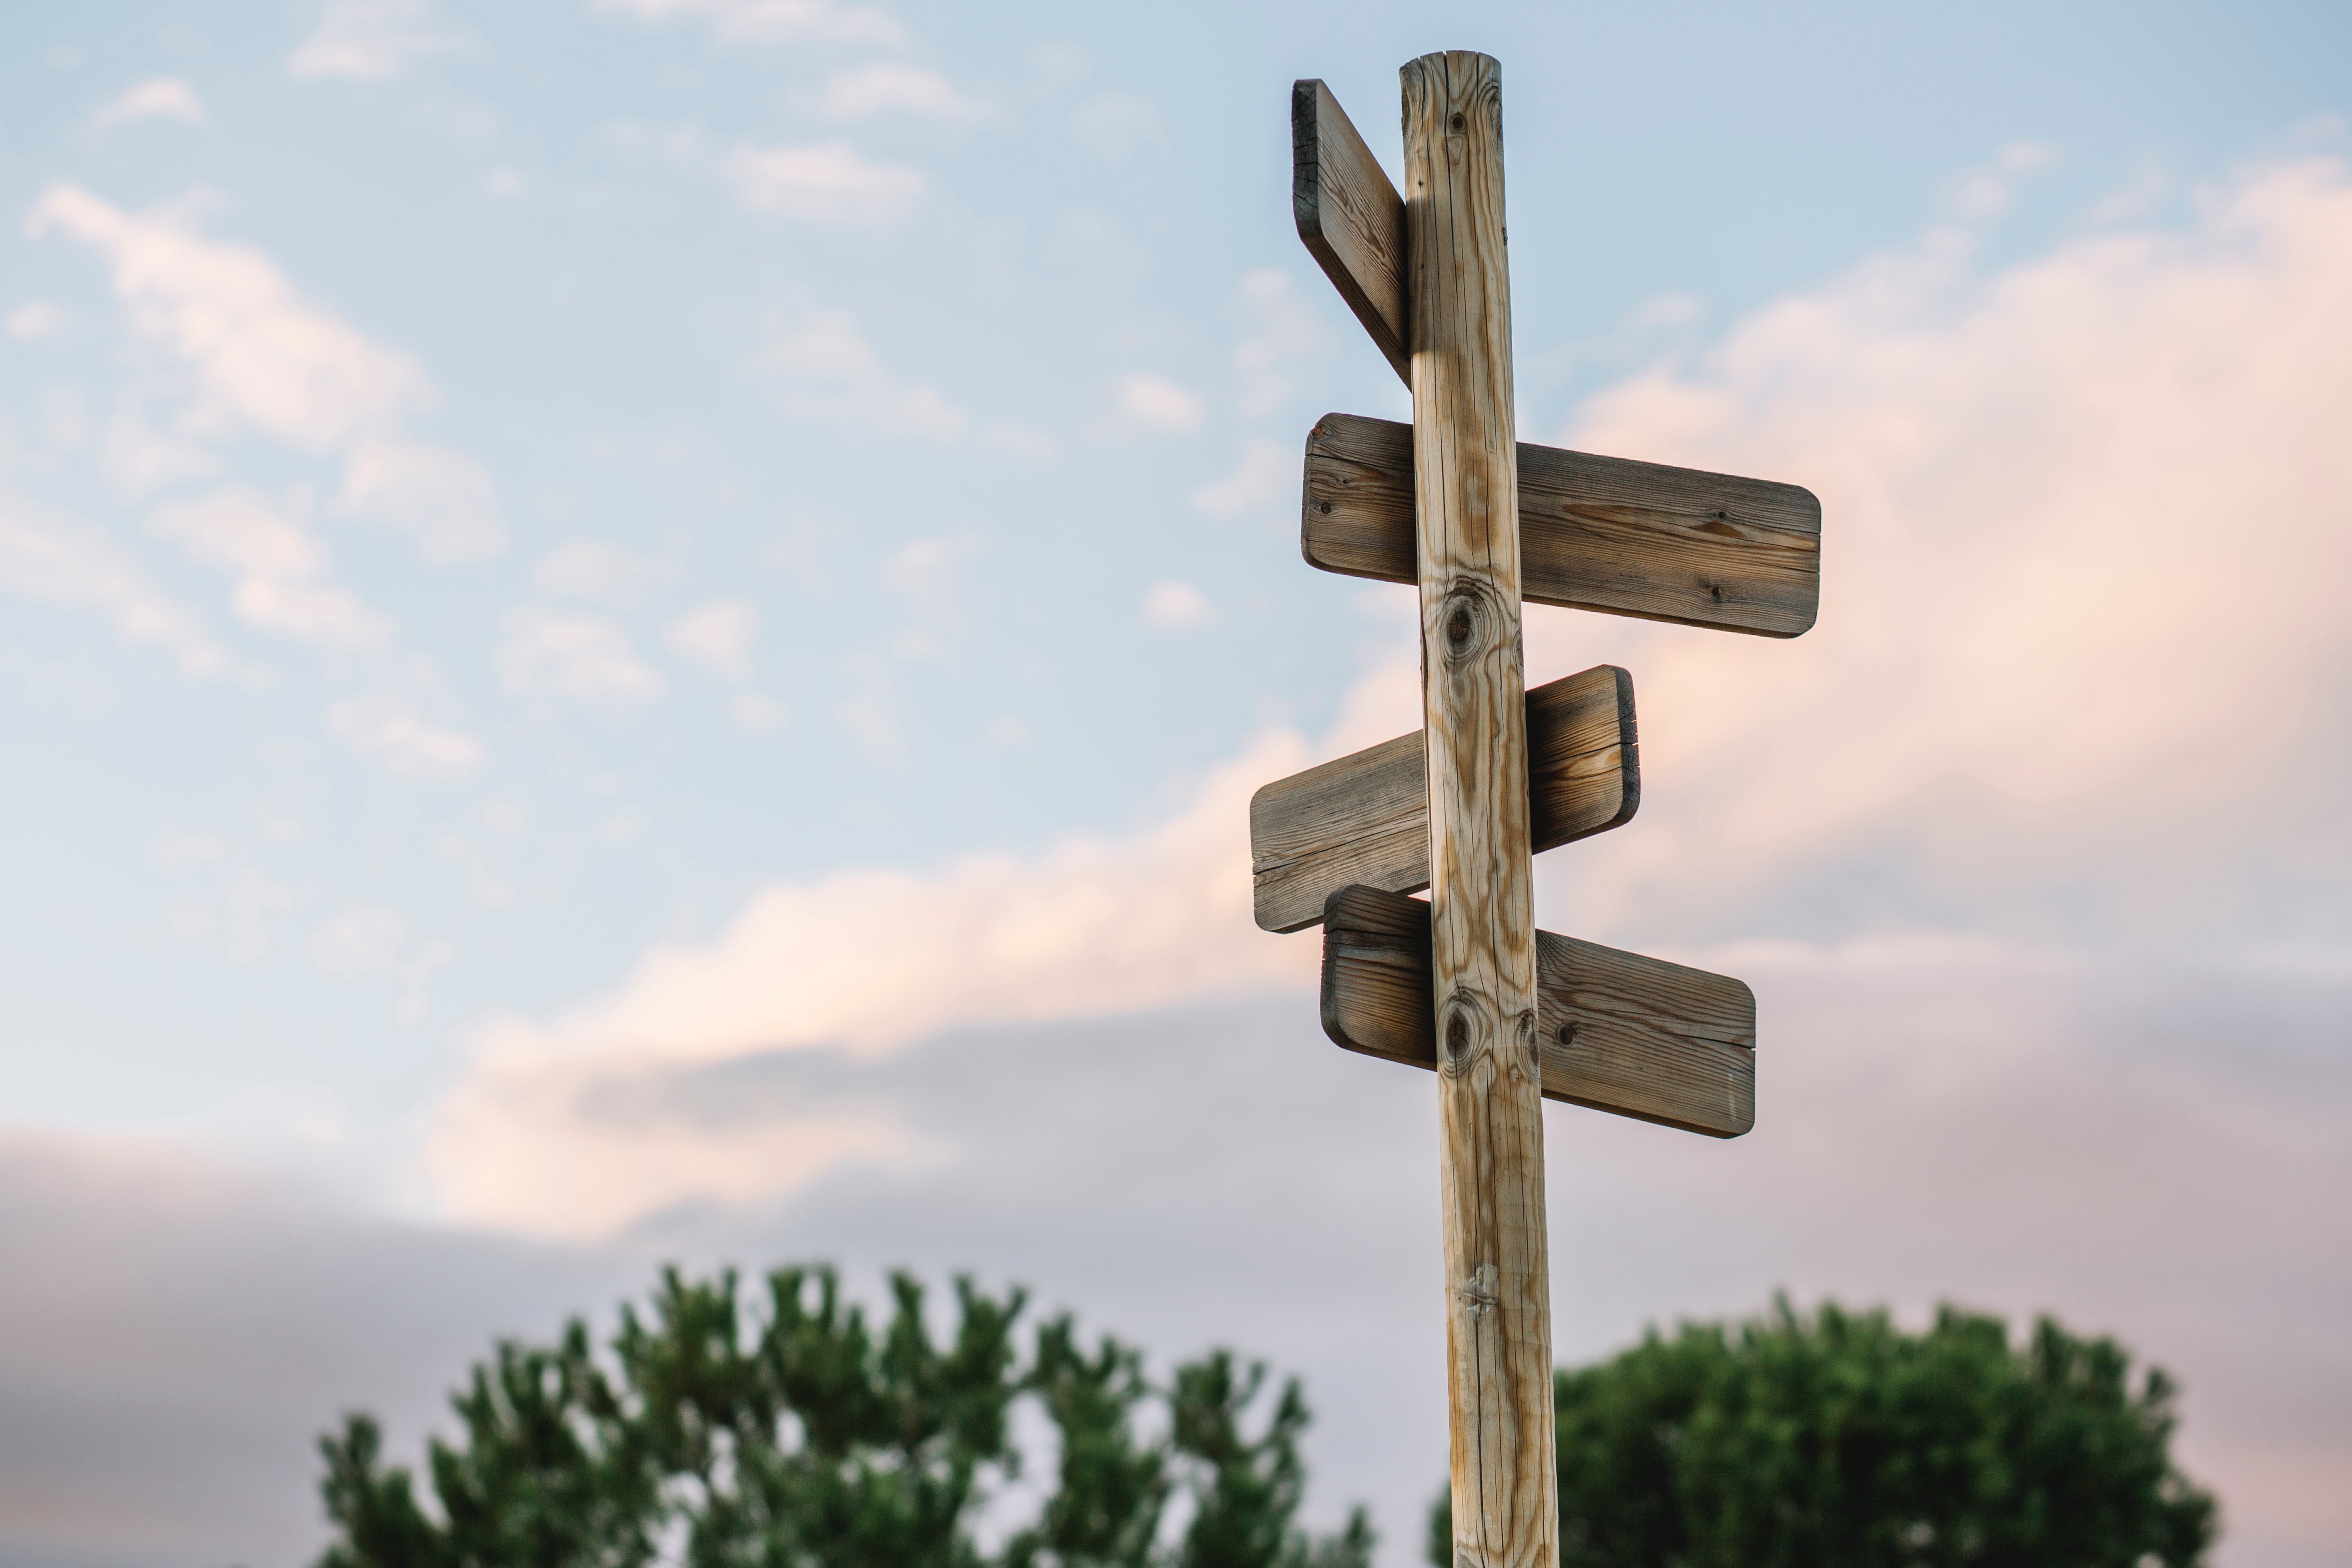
[1253,58,1823,1568]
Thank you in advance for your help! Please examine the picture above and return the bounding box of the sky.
[1,1,2349,1565]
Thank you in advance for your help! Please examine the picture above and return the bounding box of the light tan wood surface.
[1302,411,1821,637]
[1404,50,1559,1568]
[1291,80,1410,385]
[1320,885,1756,1138]
[1249,665,1638,933]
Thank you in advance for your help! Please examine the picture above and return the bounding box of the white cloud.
[150,488,394,653]
[725,142,923,225]
[1231,268,1324,418]
[666,600,756,681]
[102,397,218,494]
[1189,437,1290,519]
[730,690,786,734]
[0,485,238,679]
[1529,154,2352,958]
[326,693,484,778]
[426,732,1313,1235]
[1116,372,1202,433]
[762,309,969,438]
[287,0,479,82]
[532,539,667,603]
[335,436,503,561]
[591,0,907,48]
[90,77,207,134]
[306,905,407,978]
[499,606,665,705]
[1142,580,1212,630]
[4,302,68,341]
[28,184,505,559]
[222,868,295,965]
[421,152,2352,1244]
[1066,92,1166,165]
[30,185,424,450]
[817,63,986,124]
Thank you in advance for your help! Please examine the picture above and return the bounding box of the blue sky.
[2,3,2349,1566]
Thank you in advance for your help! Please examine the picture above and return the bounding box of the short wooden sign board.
[1250,664,1638,934]
[1303,412,1821,638]
[1321,884,1756,1139]
[1291,80,1409,384]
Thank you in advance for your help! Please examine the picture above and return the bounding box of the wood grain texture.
[1249,665,1638,933]
[1292,80,1410,384]
[1301,411,1821,637]
[1320,885,1756,1138]
[1403,50,1558,1568]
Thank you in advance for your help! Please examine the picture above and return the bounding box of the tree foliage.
[1427,1297,2217,1568]
[315,1264,1373,1568]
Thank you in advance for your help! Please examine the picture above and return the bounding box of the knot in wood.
[1438,989,1483,1074]
[1433,582,1504,668]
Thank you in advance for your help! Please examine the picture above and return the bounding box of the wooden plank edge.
[1290,81,1411,386]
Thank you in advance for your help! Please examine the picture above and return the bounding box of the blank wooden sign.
[1250,665,1637,934]
[1302,412,1821,638]
[1320,884,1756,1138]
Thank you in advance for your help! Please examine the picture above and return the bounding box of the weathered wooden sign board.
[1253,56,1821,1568]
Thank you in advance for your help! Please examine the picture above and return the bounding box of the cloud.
[817,63,987,124]
[1189,437,1290,520]
[90,77,206,134]
[0,485,238,679]
[498,606,665,705]
[533,539,668,604]
[326,693,484,778]
[1527,154,2352,960]
[725,142,924,225]
[306,905,406,978]
[1066,92,1166,165]
[4,301,68,341]
[591,0,907,48]
[1230,268,1325,418]
[335,436,503,561]
[423,151,2352,1250]
[28,184,505,558]
[150,488,394,653]
[1116,372,1202,433]
[1142,580,1213,630]
[666,600,756,681]
[287,0,480,81]
[761,308,969,438]
[426,732,1315,1235]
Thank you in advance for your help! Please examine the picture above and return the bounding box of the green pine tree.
[1426,1296,2218,1567]
[314,1263,1374,1568]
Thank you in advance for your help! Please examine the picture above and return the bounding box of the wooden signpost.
[1256,54,1821,1568]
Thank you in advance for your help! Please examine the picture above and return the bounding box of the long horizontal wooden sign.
[1292,80,1409,385]
[1250,664,1636,934]
[1320,884,1756,1138]
[1302,412,1822,638]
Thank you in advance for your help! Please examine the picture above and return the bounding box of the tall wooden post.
[1403,51,1558,1568]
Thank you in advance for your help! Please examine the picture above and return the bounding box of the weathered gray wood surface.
[1250,665,1637,933]
[1302,411,1821,638]
[1291,80,1409,385]
[1320,885,1756,1138]
[1403,50,1559,1568]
